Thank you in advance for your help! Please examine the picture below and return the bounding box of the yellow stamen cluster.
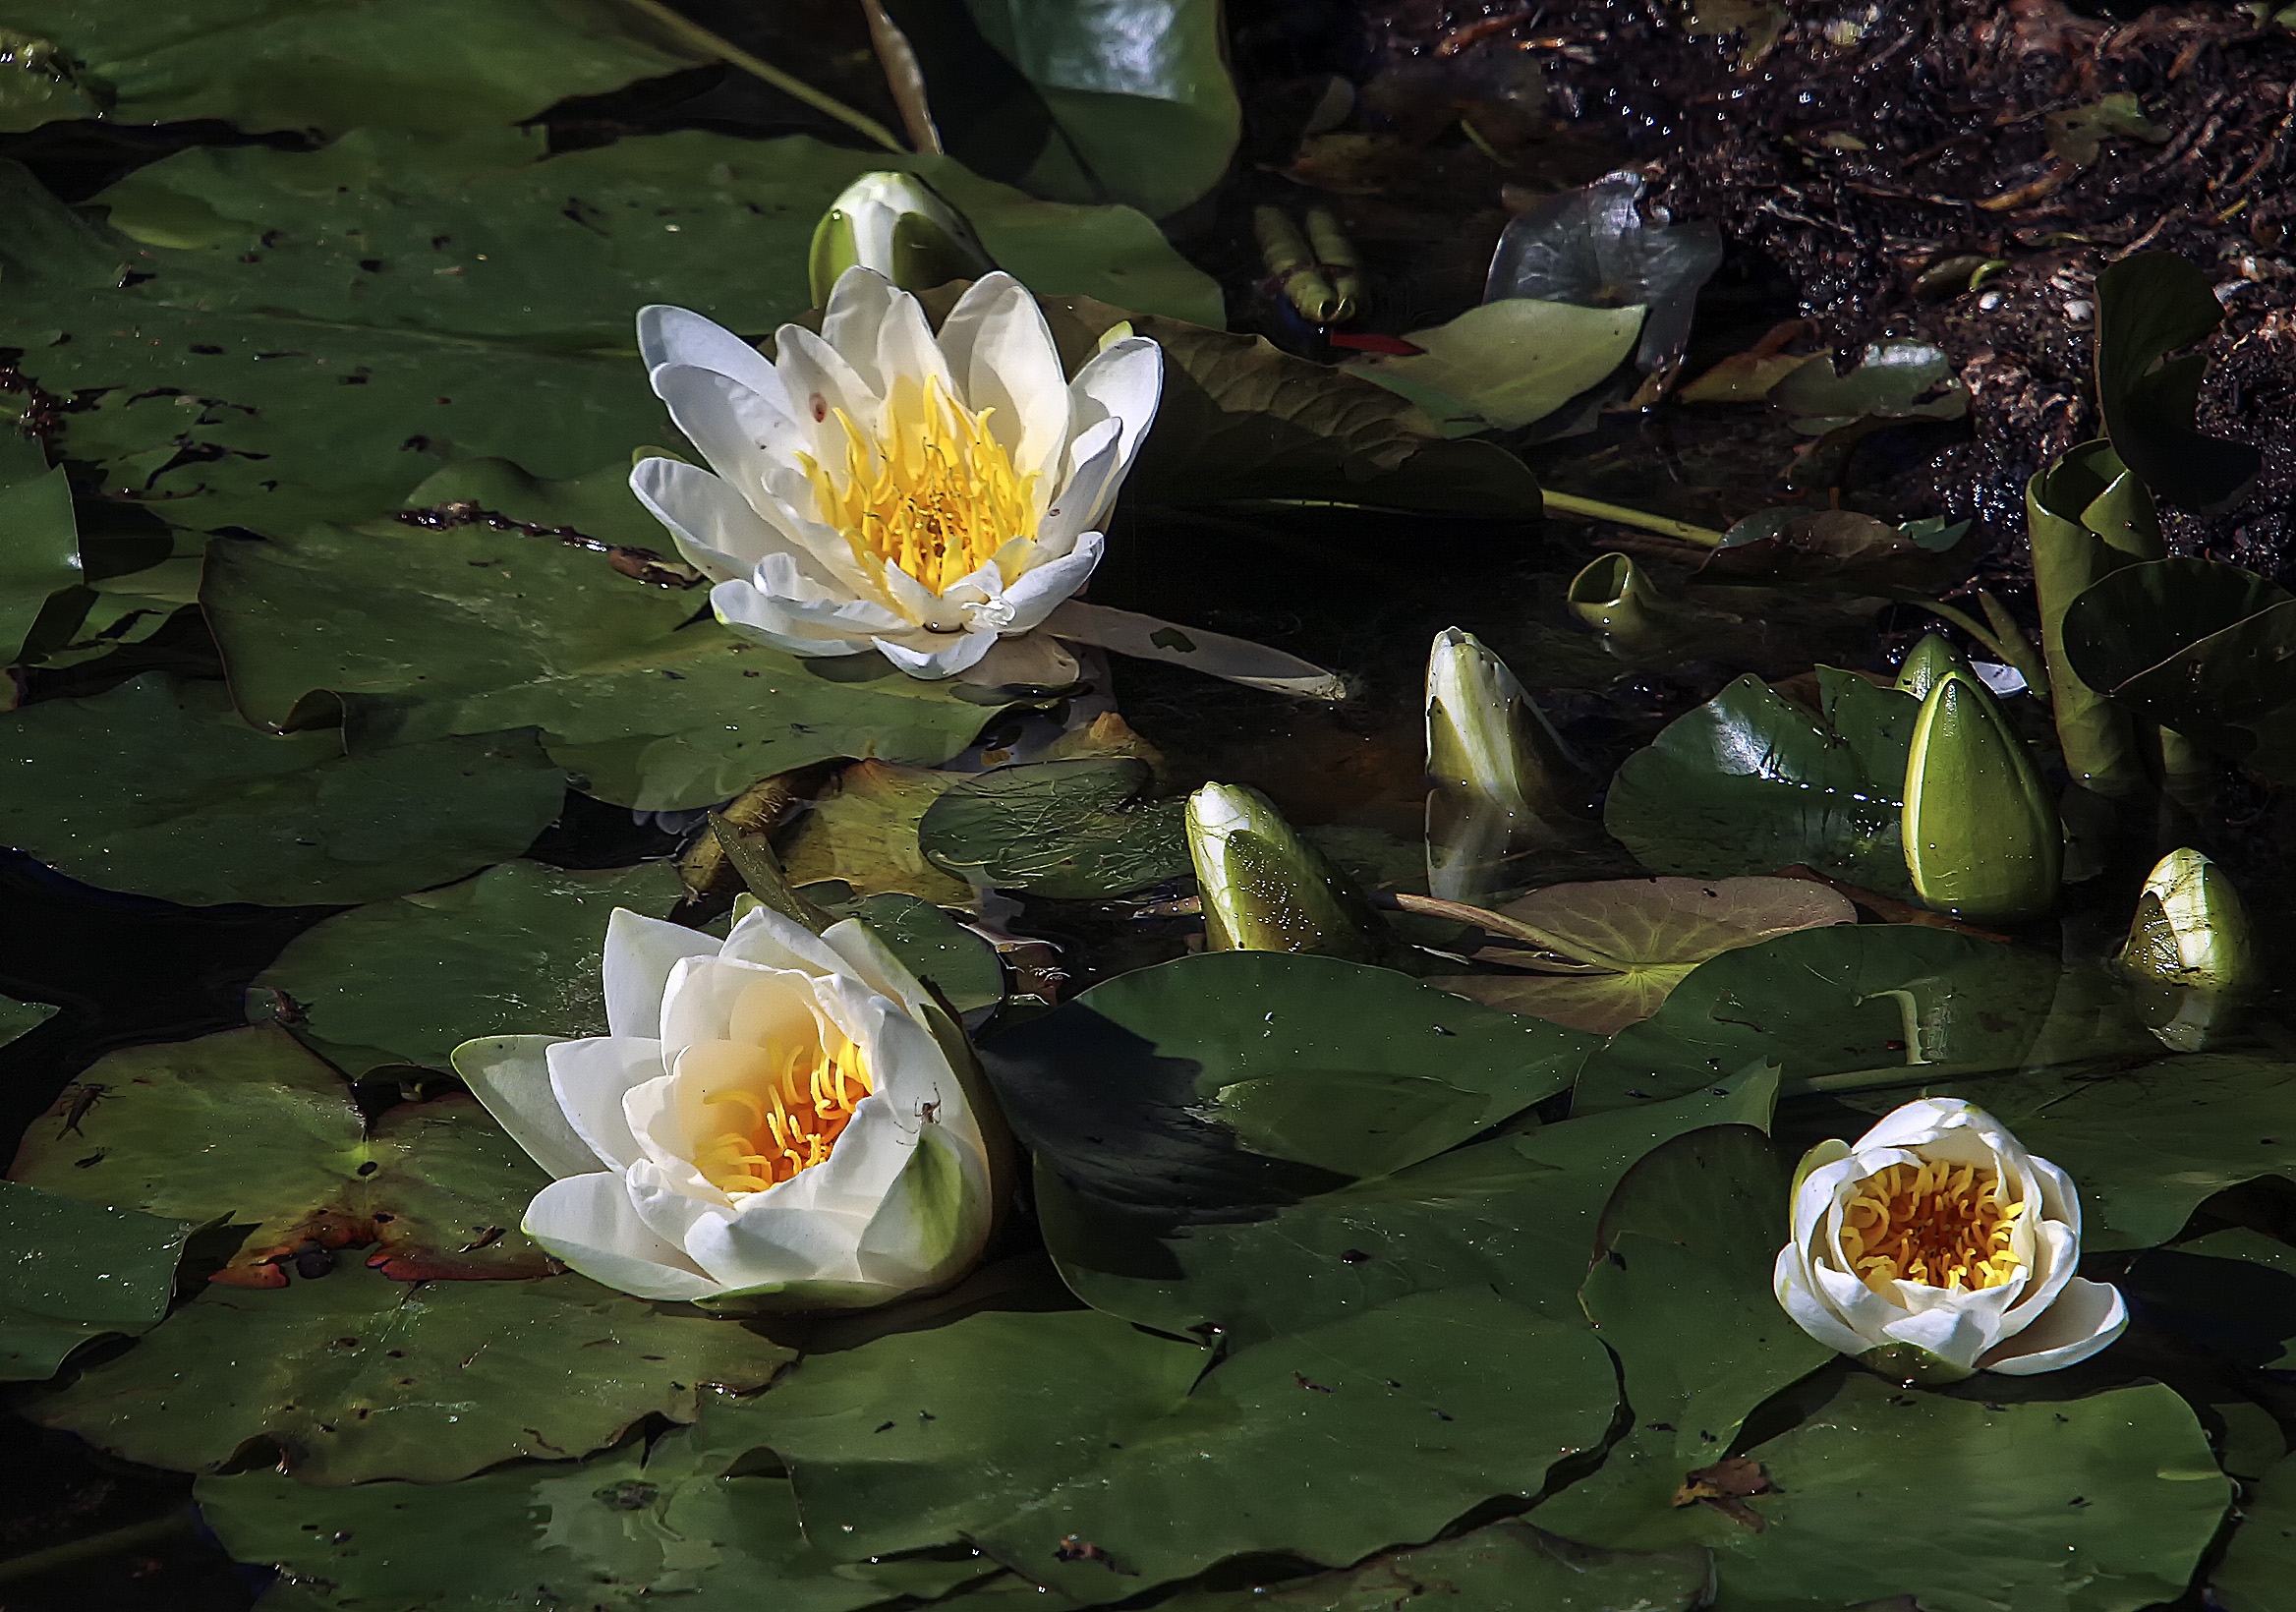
[694,1032,872,1195]
[1838,1160,2025,1296]
[802,374,1038,597]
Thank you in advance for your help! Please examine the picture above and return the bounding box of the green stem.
[616,0,907,153]
[0,1510,195,1585]
[1894,595,2023,674]
[1540,490,1729,548]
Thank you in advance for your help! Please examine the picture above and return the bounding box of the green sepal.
[1901,670,2062,924]
[1186,784,1377,961]
[1893,632,1970,700]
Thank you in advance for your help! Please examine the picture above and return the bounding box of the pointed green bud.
[1567,552,1666,643]
[1186,783,1376,960]
[1423,627,1586,899]
[1901,670,2062,924]
[2116,847,2256,1051]
[808,171,992,306]
[1893,632,1970,701]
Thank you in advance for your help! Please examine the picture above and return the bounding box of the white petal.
[1064,334,1163,478]
[722,903,851,977]
[603,908,721,1040]
[684,1194,873,1291]
[522,1172,722,1301]
[873,627,1001,679]
[1774,1244,1870,1354]
[936,272,1068,484]
[637,305,781,398]
[1874,1298,1998,1375]
[451,1035,600,1180]
[649,365,811,492]
[997,534,1102,633]
[1981,1278,2128,1374]
[1042,601,1347,700]
[822,265,954,401]
[712,579,896,658]
[1852,1098,1986,1153]
[545,1036,665,1172]
[773,322,884,458]
[631,458,801,585]
[1036,419,1123,558]
[657,956,816,1080]
[853,1123,993,1292]
[820,917,936,1017]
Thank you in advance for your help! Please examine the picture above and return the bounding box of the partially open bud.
[1424,627,1586,899]
[2116,847,2258,1052]
[1893,632,1970,701]
[1902,670,2062,925]
[808,172,992,306]
[1186,783,1376,960]
[1567,552,1666,645]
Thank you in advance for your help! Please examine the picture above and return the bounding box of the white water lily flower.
[629,265,1161,680]
[453,905,994,1309]
[1775,1098,2126,1379]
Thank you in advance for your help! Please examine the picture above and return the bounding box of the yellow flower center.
[801,374,1039,598]
[1837,1160,2026,1295]
[692,1031,873,1196]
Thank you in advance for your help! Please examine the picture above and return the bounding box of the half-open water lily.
[454,904,994,1309]
[1775,1098,2126,1379]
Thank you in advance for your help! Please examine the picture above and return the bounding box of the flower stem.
[616,0,908,154]
[1540,490,1729,548]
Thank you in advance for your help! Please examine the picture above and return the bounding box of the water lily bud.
[808,171,992,305]
[1902,669,2062,924]
[1893,632,1970,701]
[1775,1098,2127,1382]
[2116,846,2257,1052]
[1567,552,1666,645]
[1304,206,1363,324]
[1186,782,1376,961]
[1424,627,1586,899]
[454,905,997,1311]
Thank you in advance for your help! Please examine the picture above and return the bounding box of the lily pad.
[1603,668,1923,896]
[852,893,1005,1015]
[782,762,972,906]
[10,1024,556,1283]
[2213,1448,2296,1607]
[1695,507,1973,594]
[2094,252,2261,509]
[1428,875,1856,1034]
[0,674,564,906]
[251,859,686,1076]
[0,430,81,663]
[26,1263,788,1484]
[1342,299,1646,435]
[918,758,1187,898]
[0,1179,190,1382]
[2123,1230,2296,1369]
[722,1287,1618,1603]
[202,522,1000,812]
[2060,556,2296,780]
[1767,340,1970,432]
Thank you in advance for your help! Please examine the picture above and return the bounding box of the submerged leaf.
[918,759,1185,899]
[782,762,971,906]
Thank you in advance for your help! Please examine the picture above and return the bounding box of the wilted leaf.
[1696,508,1972,593]
[0,675,564,906]
[783,762,972,905]
[2094,252,2261,509]
[0,1179,189,1382]
[1429,876,1856,1034]
[1343,298,1647,434]
[918,758,1186,898]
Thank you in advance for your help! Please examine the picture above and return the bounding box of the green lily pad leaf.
[2213,1447,2296,1607]
[981,950,1598,1208]
[251,859,687,1076]
[0,1,709,135]
[1530,1125,1833,1553]
[1571,923,2151,1113]
[1039,1059,1780,1349]
[1603,668,1923,895]
[2123,1229,2296,1369]
[0,1179,190,1382]
[1342,299,1646,435]
[1767,339,1970,432]
[2,131,1214,543]
[1833,1052,2296,1253]
[1696,1373,2224,1611]
[202,523,999,813]
[2095,252,2261,509]
[10,1024,555,1283]
[0,994,55,1047]
[1428,875,1857,1034]
[2060,556,2296,780]
[722,1287,1617,1602]
[26,1263,788,1484]
[1696,506,1973,593]
[0,674,564,905]
[200,1422,964,1612]
[918,758,1185,897]
[1154,1521,1708,1612]
[403,457,685,556]
[853,893,1004,1015]
[0,430,80,663]
[782,762,972,905]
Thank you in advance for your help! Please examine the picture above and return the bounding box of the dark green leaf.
[2123,1230,2296,1370]
[0,675,564,905]
[27,1264,788,1483]
[250,859,686,1075]
[919,758,1185,897]
[0,431,81,662]
[854,892,1004,1014]
[0,1179,189,1382]
[1602,668,1922,895]
[2212,1448,2296,1607]
[1767,340,1970,432]
[2095,252,2261,509]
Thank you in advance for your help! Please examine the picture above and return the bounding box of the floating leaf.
[0,675,563,906]
[203,523,999,812]
[782,762,971,905]
[10,1024,555,1283]
[919,759,1186,898]
[0,1179,190,1382]
[2213,1448,2296,1606]
[1342,299,1646,434]
[2123,1230,2296,1370]
[251,859,686,1076]
[1768,340,1970,432]
[2095,252,2261,509]
[2060,556,2296,780]
[1603,668,1922,896]
[1696,507,1972,593]
[1428,875,1856,1034]
[27,1263,787,1484]
[0,430,80,663]
[852,893,1005,1015]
